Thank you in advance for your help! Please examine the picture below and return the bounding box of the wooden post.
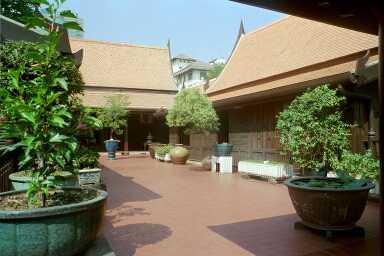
[378,21,384,256]
[122,117,129,155]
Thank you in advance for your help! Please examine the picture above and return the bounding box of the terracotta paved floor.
[100,155,380,256]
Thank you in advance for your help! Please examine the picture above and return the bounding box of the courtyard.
[101,155,380,256]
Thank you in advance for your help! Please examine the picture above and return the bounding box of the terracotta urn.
[170,146,189,164]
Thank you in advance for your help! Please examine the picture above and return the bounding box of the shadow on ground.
[208,213,380,256]
[105,222,172,256]
[101,165,161,209]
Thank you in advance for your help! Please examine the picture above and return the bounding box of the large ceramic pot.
[285,177,374,231]
[104,139,119,160]
[0,187,107,256]
[9,171,79,191]
[213,143,233,156]
[170,146,189,164]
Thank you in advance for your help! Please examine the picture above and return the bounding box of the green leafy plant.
[166,88,219,134]
[98,95,130,139]
[276,85,350,173]
[76,147,100,169]
[0,0,40,23]
[0,0,92,207]
[207,63,225,80]
[333,150,379,182]
[155,144,173,157]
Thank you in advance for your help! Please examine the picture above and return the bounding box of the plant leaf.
[63,21,84,31]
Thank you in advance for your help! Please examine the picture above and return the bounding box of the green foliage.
[276,85,350,171]
[166,88,219,134]
[0,0,40,23]
[293,178,366,189]
[333,150,379,182]
[0,0,86,207]
[155,144,173,157]
[207,63,225,80]
[0,41,84,99]
[98,95,130,139]
[76,147,100,169]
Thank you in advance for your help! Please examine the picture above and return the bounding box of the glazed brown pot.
[285,177,374,230]
[170,146,189,164]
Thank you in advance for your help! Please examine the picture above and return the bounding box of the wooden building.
[70,39,177,151]
[190,16,379,166]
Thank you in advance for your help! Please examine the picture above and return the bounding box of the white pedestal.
[211,156,233,173]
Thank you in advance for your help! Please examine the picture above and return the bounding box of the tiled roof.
[207,16,378,98]
[172,54,196,61]
[70,38,177,91]
[81,89,175,110]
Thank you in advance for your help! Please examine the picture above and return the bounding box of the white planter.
[78,168,102,186]
[164,153,171,162]
[211,156,233,173]
[370,181,380,196]
[238,160,293,181]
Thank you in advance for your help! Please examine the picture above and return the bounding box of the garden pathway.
[100,155,380,256]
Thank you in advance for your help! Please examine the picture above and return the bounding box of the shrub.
[98,95,130,139]
[0,0,95,207]
[333,150,379,182]
[155,144,173,157]
[166,88,219,134]
[0,40,84,100]
[76,147,100,169]
[276,85,350,172]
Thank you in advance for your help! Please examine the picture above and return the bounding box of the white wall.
[176,70,207,90]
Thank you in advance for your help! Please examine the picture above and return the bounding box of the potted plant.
[98,95,129,160]
[277,85,376,236]
[166,88,219,164]
[155,144,172,162]
[77,147,102,186]
[0,2,107,255]
[213,142,233,156]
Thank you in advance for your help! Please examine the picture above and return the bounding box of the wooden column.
[122,117,129,155]
[378,21,384,256]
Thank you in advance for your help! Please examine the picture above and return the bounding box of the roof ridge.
[69,38,167,50]
[244,15,291,37]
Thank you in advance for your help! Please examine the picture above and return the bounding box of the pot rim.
[0,187,108,219]
[284,176,375,192]
[9,171,76,183]
[104,139,120,143]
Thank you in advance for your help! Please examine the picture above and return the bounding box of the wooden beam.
[378,21,384,256]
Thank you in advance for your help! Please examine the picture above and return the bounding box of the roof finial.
[166,38,172,60]
[239,19,245,36]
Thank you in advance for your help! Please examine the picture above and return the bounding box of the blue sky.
[63,0,284,61]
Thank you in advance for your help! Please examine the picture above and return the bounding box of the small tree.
[0,0,93,207]
[207,63,225,80]
[276,85,350,173]
[166,88,219,134]
[98,95,130,139]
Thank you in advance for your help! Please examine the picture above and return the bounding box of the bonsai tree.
[98,95,130,139]
[276,85,350,174]
[0,0,98,206]
[166,88,219,135]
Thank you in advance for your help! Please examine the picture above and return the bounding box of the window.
[187,72,193,81]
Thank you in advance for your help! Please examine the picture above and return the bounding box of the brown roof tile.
[207,16,378,98]
[81,89,175,110]
[70,38,177,91]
